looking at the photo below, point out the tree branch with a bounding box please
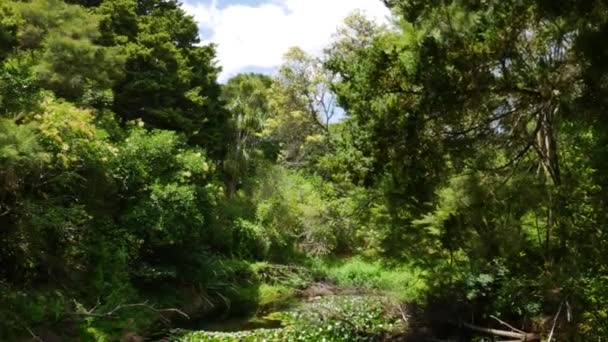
[442,107,520,138]
[472,106,544,173]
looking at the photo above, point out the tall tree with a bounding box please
[96,0,228,158]
[266,47,336,166]
[222,73,273,198]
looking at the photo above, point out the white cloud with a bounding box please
[183,0,391,81]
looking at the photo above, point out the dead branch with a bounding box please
[12,314,43,342]
[490,315,525,334]
[462,322,541,341]
[19,321,43,342]
[397,304,409,323]
[74,300,190,321]
[547,301,563,342]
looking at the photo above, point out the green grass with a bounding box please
[310,257,428,302]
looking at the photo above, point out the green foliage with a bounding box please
[0,284,69,334]
[2,0,608,340]
[221,73,274,197]
[0,99,226,339]
[0,119,47,170]
[264,47,333,166]
[14,0,125,101]
[0,0,231,339]
[232,219,271,259]
[313,119,374,186]
[579,271,608,336]
[282,296,403,339]
[123,182,205,246]
[100,0,227,158]
[37,99,111,168]
[0,57,43,116]
[247,166,340,257]
[322,1,608,338]
[0,3,19,61]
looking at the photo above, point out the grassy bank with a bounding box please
[310,257,428,302]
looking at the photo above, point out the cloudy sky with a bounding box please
[182,0,391,82]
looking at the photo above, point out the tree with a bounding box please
[221,73,273,198]
[11,0,125,102]
[97,0,228,158]
[327,10,446,223]
[265,47,336,166]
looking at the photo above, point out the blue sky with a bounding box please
[182,0,390,82]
